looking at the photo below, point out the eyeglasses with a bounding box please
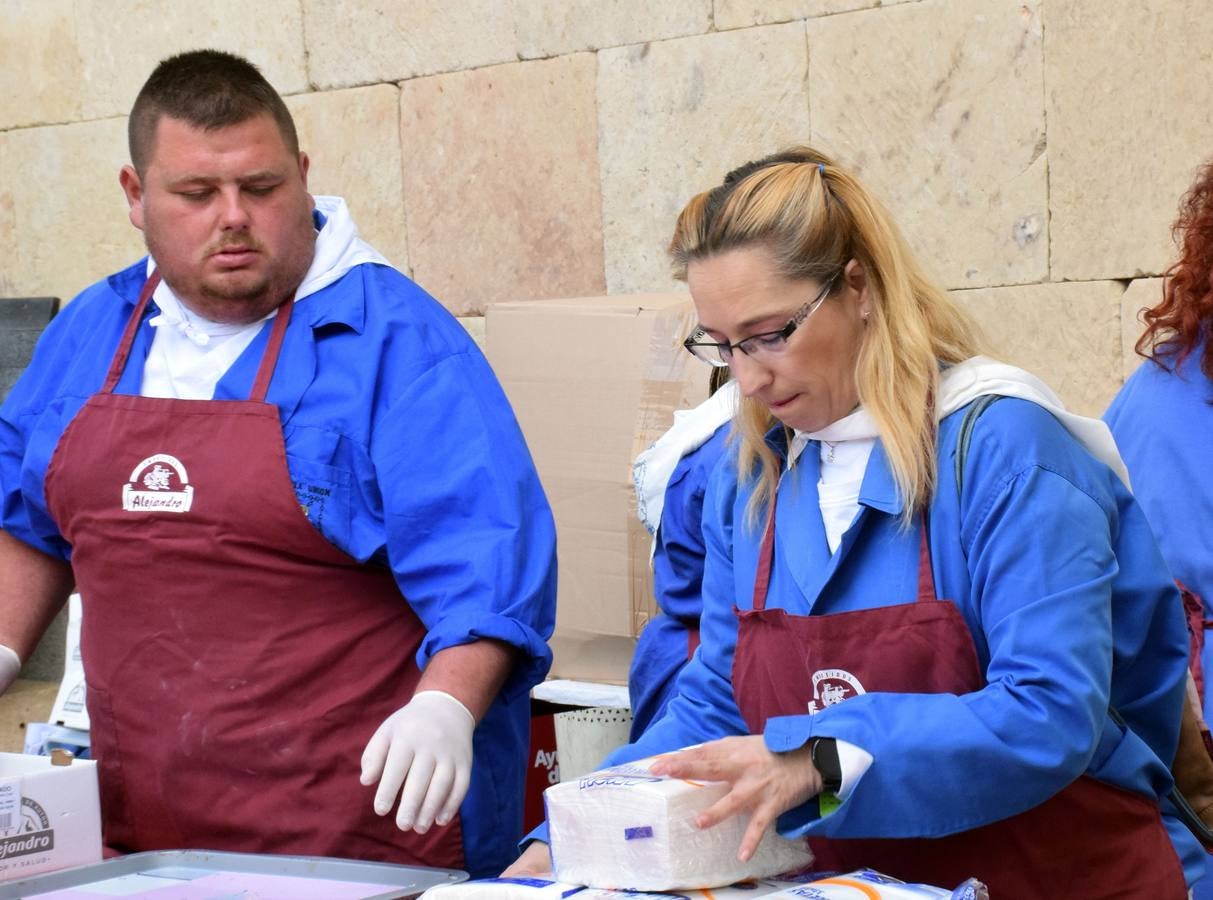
[682,276,837,367]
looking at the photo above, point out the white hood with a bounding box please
[633,380,739,540]
[293,195,391,300]
[801,356,1130,487]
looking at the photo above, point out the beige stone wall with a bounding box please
[2,0,1209,414]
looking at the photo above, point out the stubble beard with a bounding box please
[145,222,316,326]
[200,269,273,304]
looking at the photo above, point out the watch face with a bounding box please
[812,738,842,792]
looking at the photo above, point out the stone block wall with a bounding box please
[1,1,1208,409]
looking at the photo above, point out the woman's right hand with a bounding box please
[501,840,553,878]
[649,735,819,862]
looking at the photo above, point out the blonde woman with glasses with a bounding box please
[508,147,1201,897]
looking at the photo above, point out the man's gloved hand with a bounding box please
[360,690,475,833]
[0,645,21,695]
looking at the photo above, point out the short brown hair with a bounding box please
[128,49,299,174]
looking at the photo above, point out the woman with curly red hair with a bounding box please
[1106,159,1213,898]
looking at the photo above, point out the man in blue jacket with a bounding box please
[0,49,556,877]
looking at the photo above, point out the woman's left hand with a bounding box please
[648,735,820,862]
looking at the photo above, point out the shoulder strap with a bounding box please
[953,394,1003,496]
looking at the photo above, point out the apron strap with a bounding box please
[101,271,295,403]
[917,509,938,603]
[101,271,162,394]
[250,296,294,403]
[751,494,778,611]
[750,491,939,611]
[686,625,701,659]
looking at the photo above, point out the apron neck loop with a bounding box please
[101,271,162,394]
[249,296,294,403]
[916,509,938,602]
[102,273,295,403]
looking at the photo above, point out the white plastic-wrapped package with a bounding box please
[420,878,800,899]
[418,876,584,898]
[545,754,814,890]
[764,869,989,899]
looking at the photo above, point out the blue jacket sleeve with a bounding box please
[607,451,751,767]
[0,284,123,560]
[628,427,732,739]
[370,349,557,701]
[652,427,730,621]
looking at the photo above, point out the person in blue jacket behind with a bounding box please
[629,368,734,740]
[508,146,1201,897]
[1106,157,1213,899]
[0,50,555,877]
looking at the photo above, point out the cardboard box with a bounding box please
[0,682,59,755]
[487,295,708,683]
[0,753,101,881]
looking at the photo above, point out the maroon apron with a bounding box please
[732,497,1188,898]
[42,274,464,867]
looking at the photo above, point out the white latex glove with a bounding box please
[360,690,475,833]
[0,645,21,694]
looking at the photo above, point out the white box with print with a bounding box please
[0,753,101,881]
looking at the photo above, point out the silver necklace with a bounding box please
[822,440,838,463]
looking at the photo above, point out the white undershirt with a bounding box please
[142,284,274,400]
[789,423,876,554]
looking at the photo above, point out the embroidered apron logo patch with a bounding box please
[122,453,194,513]
[807,668,865,714]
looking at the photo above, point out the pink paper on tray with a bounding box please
[27,868,403,899]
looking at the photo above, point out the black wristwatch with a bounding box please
[810,737,842,794]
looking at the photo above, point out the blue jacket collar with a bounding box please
[764,421,904,516]
[858,439,904,516]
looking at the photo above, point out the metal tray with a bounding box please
[0,848,466,899]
